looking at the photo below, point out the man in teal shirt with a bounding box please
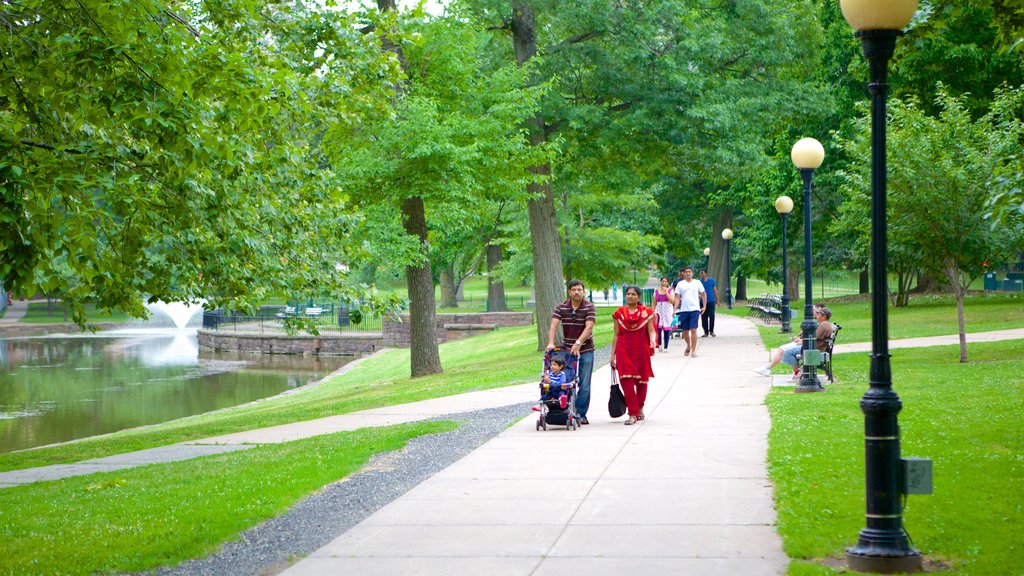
[699,269,720,337]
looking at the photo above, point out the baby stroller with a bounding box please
[535,347,582,431]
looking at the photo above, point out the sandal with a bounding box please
[684,348,690,356]
[625,416,637,425]
[690,352,698,358]
[637,410,645,421]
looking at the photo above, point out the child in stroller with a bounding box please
[535,348,582,431]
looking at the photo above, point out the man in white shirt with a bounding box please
[673,267,707,357]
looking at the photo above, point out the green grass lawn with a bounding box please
[729,292,1023,349]
[0,421,456,575]
[19,301,142,324]
[0,310,616,472]
[767,339,1024,576]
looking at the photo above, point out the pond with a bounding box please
[0,329,350,453]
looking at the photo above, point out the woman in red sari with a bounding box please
[610,285,657,425]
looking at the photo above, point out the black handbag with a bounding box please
[608,372,627,418]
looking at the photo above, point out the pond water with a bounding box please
[0,329,349,453]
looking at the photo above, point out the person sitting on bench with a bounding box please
[754,305,834,380]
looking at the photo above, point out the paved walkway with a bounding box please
[832,328,1024,354]
[0,299,28,325]
[281,314,786,576]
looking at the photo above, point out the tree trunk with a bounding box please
[736,274,747,301]
[788,266,801,301]
[708,209,733,300]
[859,268,869,294]
[914,271,945,294]
[947,264,969,363]
[439,266,458,308]
[402,196,443,377]
[486,244,508,312]
[513,1,566,350]
[379,0,439,377]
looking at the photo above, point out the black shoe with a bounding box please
[700,333,708,338]
[580,417,589,425]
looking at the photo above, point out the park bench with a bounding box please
[746,294,785,324]
[796,323,842,383]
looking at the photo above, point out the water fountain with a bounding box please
[143,301,205,330]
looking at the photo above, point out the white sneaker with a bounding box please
[753,367,772,377]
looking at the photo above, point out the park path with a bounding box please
[280,313,786,576]
[831,328,1024,354]
[0,299,28,325]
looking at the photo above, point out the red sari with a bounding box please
[612,305,655,383]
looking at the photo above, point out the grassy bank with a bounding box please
[767,340,1024,575]
[1,310,616,472]
[0,421,456,575]
[20,302,142,324]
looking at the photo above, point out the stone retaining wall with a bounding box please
[382,312,533,347]
[197,330,384,356]
[199,311,534,356]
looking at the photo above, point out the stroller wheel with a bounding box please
[542,419,547,431]
[536,418,541,431]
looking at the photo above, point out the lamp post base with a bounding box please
[846,550,922,574]
[794,382,823,394]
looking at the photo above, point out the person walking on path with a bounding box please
[610,285,657,425]
[672,267,706,357]
[653,276,676,352]
[699,269,720,338]
[546,279,596,425]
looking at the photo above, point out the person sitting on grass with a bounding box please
[754,305,834,380]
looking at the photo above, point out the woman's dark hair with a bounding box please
[624,285,642,297]
[660,276,669,283]
[567,279,585,290]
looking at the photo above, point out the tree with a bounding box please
[837,86,1024,361]
[0,0,401,324]
[327,9,543,375]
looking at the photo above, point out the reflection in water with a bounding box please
[0,331,349,453]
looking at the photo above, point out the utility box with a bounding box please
[902,458,933,495]
[802,349,823,367]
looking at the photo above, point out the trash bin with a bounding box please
[337,306,350,327]
[983,272,998,291]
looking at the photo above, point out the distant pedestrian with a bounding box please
[653,276,675,351]
[699,269,720,337]
[672,267,706,357]
[611,285,656,425]
[546,280,596,425]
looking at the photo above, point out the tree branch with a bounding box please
[544,30,604,54]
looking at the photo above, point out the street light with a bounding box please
[791,137,824,394]
[703,247,711,271]
[774,195,794,333]
[841,0,923,572]
[721,228,733,309]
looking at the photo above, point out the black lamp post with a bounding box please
[791,138,824,393]
[841,0,923,572]
[721,229,733,309]
[775,195,794,333]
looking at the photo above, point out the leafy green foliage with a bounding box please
[0,0,402,324]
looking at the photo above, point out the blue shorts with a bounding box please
[782,343,801,366]
[677,310,700,331]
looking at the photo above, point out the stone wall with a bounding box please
[198,312,535,356]
[197,331,384,356]
[382,312,534,347]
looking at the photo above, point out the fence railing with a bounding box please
[202,306,383,335]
